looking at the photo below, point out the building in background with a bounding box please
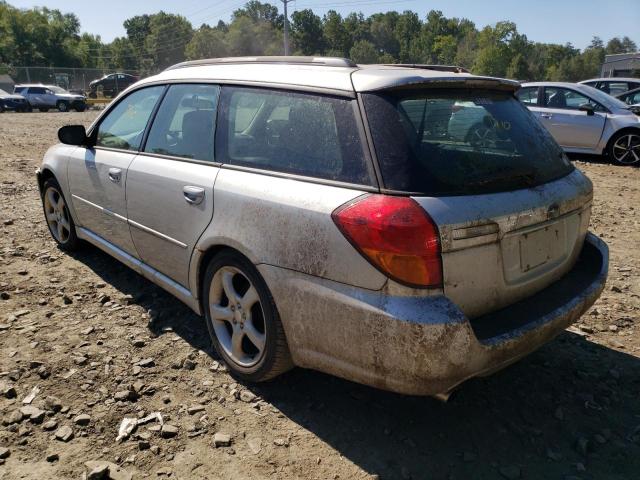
[601,52,640,78]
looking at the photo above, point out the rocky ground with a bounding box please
[0,111,639,480]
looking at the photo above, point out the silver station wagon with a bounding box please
[37,57,608,397]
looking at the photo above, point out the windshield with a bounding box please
[49,86,68,94]
[362,89,574,196]
[580,84,629,110]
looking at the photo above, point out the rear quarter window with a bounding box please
[216,86,372,185]
[362,89,573,195]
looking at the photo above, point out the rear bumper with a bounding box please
[260,232,608,396]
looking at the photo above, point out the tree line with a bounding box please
[0,0,637,81]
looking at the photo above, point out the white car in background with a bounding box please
[517,82,640,165]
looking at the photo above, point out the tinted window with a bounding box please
[14,87,26,94]
[28,87,46,94]
[516,87,538,105]
[145,84,219,161]
[96,86,164,151]
[217,87,371,185]
[362,89,573,196]
[544,87,605,112]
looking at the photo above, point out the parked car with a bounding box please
[88,73,138,98]
[517,82,640,165]
[14,84,86,112]
[579,77,640,96]
[36,57,608,397]
[0,88,28,112]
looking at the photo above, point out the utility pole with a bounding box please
[281,0,292,55]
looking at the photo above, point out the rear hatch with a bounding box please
[362,87,592,317]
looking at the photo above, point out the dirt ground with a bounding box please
[0,111,638,480]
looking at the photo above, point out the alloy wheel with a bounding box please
[43,187,71,243]
[209,266,266,368]
[612,133,640,164]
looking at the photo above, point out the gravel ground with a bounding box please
[0,111,639,480]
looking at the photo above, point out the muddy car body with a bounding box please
[36,57,608,396]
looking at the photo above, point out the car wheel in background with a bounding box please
[0,103,5,113]
[56,101,69,112]
[608,130,640,165]
[203,250,293,382]
[74,104,86,112]
[42,178,80,251]
[38,108,49,112]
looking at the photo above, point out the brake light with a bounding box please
[332,195,442,288]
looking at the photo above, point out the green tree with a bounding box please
[349,40,379,63]
[323,10,349,57]
[291,9,325,55]
[186,25,228,60]
[143,12,193,71]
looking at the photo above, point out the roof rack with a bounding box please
[165,56,357,71]
[382,64,470,74]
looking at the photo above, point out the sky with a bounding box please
[8,0,640,50]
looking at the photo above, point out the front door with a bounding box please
[67,85,165,256]
[126,84,220,287]
[537,87,606,150]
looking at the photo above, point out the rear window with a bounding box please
[362,89,573,195]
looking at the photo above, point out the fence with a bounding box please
[6,66,141,93]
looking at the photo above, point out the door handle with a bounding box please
[540,113,553,119]
[108,168,122,183]
[183,186,205,205]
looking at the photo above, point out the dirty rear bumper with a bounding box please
[259,232,608,396]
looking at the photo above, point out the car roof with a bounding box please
[579,77,640,83]
[139,56,519,94]
[15,84,56,88]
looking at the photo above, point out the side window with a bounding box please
[144,84,219,161]
[96,86,164,151]
[544,87,604,112]
[515,87,539,105]
[606,82,630,96]
[29,87,46,94]
[14,87,26,94]
[218,87,370,185]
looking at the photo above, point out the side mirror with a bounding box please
[58,125,89,146]
[578,103,595,116]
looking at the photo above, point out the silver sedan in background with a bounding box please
[517,82,640,165]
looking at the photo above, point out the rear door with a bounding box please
[67,85,165,256]
[362,88,592,317]
[538,87,606,149]
[126,84,221,287]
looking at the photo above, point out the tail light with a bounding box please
[332,194,442,288]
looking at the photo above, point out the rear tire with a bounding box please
[202,250,293,382]
[42,178,80,252]
[607,130,640,165]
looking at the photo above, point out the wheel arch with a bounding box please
[604,126,640,157]
[191,242,260,313]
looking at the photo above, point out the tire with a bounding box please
[41,178,80,252]
[25,103,33,112]
[607,130,640,165]
[0,103,5,113]
[202,250,293,382]
[74,104,86,112]
[39,108,49,112]
[57,101,69,112]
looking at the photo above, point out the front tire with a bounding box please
[42,178,80,251]
[608,130,640,165]
[57,101,69,112]
[203,250,292,382]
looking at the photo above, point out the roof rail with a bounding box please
[382,64,470,74]
[165,56,357,71]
